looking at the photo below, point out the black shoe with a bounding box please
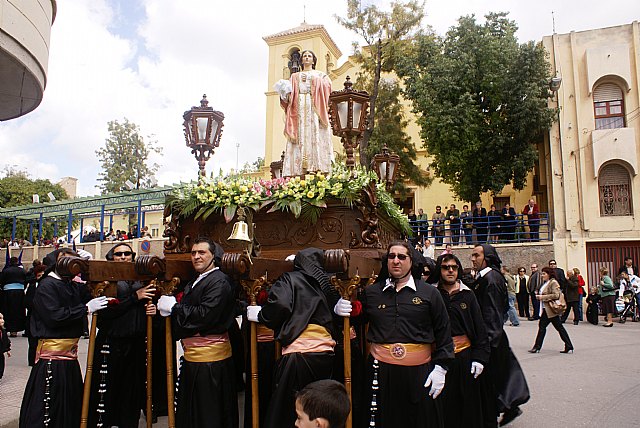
[573,320,579,325]
[527,317,535,321]
[499,407,523,426]
[560,346,574,354]
[528,347,540,353]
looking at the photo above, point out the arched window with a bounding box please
[599,163,632,216]
[593,83,625,130]
[287,49,301,75]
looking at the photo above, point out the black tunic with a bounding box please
[172,269,238,428]
[1,265,27,332]
[259,269,336,428]
[473,265,529,427]
[438,284,490,428]
[88,280,148,428]
[362,278,454,428]
[20,273,89,428]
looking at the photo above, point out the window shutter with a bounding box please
[594,84,623,102]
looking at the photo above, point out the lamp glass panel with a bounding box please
[196,117,208,142]
[352,101,362,129]
[337,101,349,130]
[209,120,219,144]
[388,162,396,181]
[378,161,387,181]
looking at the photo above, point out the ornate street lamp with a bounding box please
[328,76,370,168]
[372,143,400,190]
[183,94,225,177]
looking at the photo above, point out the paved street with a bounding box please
[1,317,639,427]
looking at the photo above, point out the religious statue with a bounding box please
[275,50,333,176]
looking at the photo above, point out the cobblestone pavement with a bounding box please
[1,317,639,427]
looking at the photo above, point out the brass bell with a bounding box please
[228,206,252,243]
[228,219,251,242]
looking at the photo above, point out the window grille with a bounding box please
[599,164,632,216]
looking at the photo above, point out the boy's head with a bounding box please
[295,380,350,428]
[0,312,4,328]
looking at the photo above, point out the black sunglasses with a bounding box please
[387,253,409,261]
[441,265,459,271]
[113,251,132,257]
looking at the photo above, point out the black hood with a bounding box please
[105,243,136,261]
[293,248,330,291]
[43,248,79,276]
[480,243,502,270]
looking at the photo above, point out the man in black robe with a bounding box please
[336,241,454,427]
[87,243,157,428]
[247,248,339,428]
[20,248,109,428]
[157,237,238,428]
[471,244,529,427]
[434,254,490,428]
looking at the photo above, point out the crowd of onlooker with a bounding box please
[0,225,153,248]
[407,199,545,245]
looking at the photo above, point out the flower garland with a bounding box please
[166,164,411,234]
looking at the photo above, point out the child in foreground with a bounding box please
[295,379,350,428]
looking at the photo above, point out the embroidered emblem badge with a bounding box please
[460,303,467,310]
[412,297,422,305]
[390,343,407,359]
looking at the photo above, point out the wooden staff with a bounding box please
[165,316,176,428]
[241,276,266,428]
[146,310,153,428]
[331,275,360,428]
[80,312,98,428]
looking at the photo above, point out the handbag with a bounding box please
[548,292,567,315]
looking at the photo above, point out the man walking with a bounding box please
[528,264,543,320]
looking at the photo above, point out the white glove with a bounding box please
[424,365,447,398]
[471,361,484,379]
[86,296,108,314]
[157,295,177,317]
[334,298,352,317]
[247,305,262,323]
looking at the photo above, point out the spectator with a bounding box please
[515,267,530,319]
[598,266,616,327]
[618,256,638,277]
[431,206,445,246]
[502,266,519,327]
[440,244,453,256]
[501,203,517,242]
[472,201,488,245]
[487,204,501,243]
[416,208,429,244]
[445,204,460,245]
[460,204,474,245]
[422,238,435,260]
[573,268,586,322]
[528,264,543,320]
[522,199,540,242]
[294,380,350,428]
[561,270,581,325]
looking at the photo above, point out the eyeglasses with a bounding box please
[549,262,557,266]
[387,253,409,261]
[519,270,525,273]
[441,264,459,271]
[113,251,132,257]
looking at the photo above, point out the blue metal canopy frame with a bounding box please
[0,186,177,243]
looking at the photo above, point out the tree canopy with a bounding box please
[0,167,69,239]
[397,13,557,202]
[96,119,162,194]
[336,0,424,167]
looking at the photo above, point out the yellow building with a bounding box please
[543,21,640,284]
[262,22,537,220]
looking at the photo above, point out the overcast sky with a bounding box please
[1,0,637,196]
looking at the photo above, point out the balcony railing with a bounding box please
[408,212,551,246]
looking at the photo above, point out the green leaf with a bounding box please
[289,200,302,218]
[223,205,237,223]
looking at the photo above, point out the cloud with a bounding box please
[0,0,636,196]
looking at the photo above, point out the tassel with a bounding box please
[369,359,380,427]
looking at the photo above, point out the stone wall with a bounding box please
[434,242,555,273]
